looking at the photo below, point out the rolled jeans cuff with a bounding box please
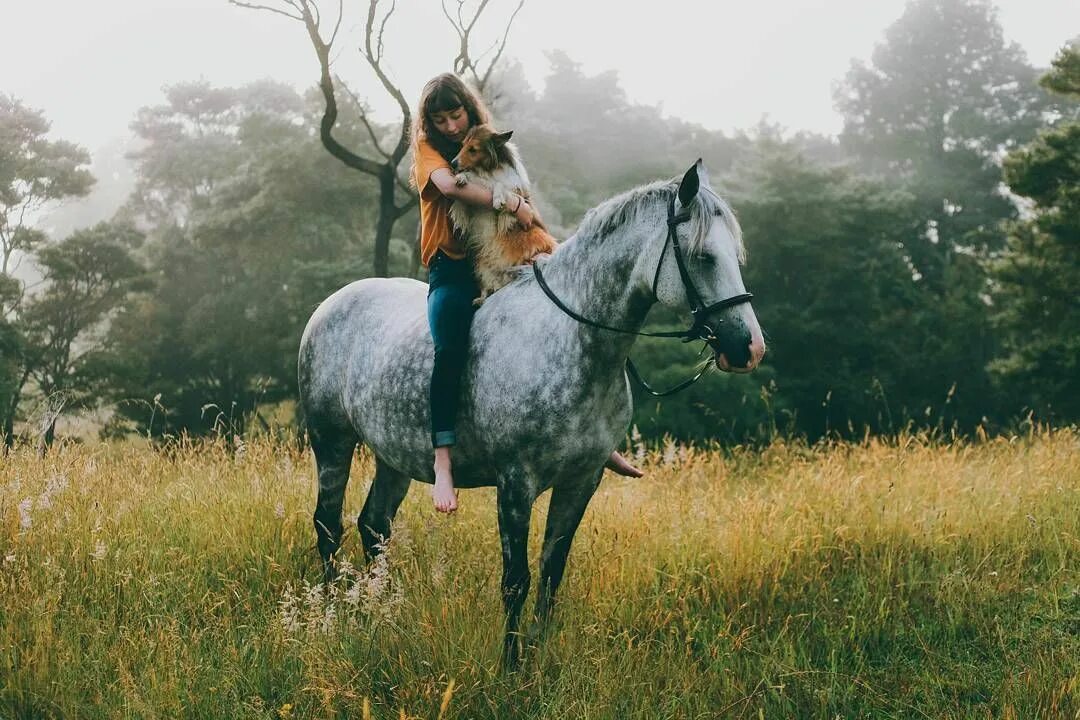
[433,430,457,448]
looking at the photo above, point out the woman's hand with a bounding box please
[513,195,535,230]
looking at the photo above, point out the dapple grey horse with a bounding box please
[298,161,765,669]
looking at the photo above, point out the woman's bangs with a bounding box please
[427,87,464,115]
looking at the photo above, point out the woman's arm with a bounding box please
[429,168,535,229]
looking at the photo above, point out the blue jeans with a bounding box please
[426,249,480,448]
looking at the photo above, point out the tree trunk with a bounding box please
[37,416,56,458]
[2,408,13,451]
[2,369,31,450]
[411,218,422,279]
[373,166,398,277]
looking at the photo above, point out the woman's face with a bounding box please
[430,105,470,143]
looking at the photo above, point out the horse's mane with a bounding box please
[572,178,745,263]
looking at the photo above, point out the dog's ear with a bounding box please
[493,130,514,146]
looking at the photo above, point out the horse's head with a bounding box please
[649,160,765,373]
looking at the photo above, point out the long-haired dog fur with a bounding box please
[448,125,559,305]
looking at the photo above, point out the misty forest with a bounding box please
[1,0,1078,452]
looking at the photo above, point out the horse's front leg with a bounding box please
[533,469,602,633]
[496,473,534,671]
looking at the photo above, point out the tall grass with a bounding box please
[1,428,1077,718]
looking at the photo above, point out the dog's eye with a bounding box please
[468,148,477,154]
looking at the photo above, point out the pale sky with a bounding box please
[1,0,1077,158]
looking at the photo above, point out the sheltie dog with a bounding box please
[448,125,559,305]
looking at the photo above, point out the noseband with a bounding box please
[532,192,754,396]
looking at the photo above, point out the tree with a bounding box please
[0,95,94,279]
[990,43,1080,421]
[230,0,523,277]
[0,95,94,447]
[0,274,21,446]
[105,81,384,439]
[17,221,147,450]
[727,139,939,440]
[834,0,1057,287]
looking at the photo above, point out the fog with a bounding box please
[2,0,1077,155]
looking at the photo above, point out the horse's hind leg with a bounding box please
[496,471,535,671]
[357,457,411,561]
[309,424,358,583]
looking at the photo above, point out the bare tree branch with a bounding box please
[441,0,524,93]
[327,0,344,45]
[375,0,396,64]
[233,0,522,277]
[478,0,523,89]
[394,191,418,218]
[360,0,412,167]
[340,81,393,161]
[228,0,303,22]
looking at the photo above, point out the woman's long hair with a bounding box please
[410,73,492,168]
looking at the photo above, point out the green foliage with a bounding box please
[0,94,94,275]
[105,81,391,438]
[834,0,1055,284]
[0,95,95,445]
[991,44,1080,421]
[20,221,147,410]
[728,140,933,438]
[1040,40,1080,97]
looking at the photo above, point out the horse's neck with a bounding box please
[539,217,659,363]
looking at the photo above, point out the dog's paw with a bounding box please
[454,173,469,187]
[471,296,486,308]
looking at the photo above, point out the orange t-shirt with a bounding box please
[413,138,467,268]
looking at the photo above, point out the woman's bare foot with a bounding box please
[605,450,644,477]
[433,447,458,513]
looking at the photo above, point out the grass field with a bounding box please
[1,429,1078,719]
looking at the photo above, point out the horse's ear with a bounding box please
[678,159,702,206]
[493,130,514,146]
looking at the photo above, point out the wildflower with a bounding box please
[46,473,69,495]
[274,502,285,519]
[662,436,678,466]
[92,541,107,561]
[303,580,328,635]
[4,554,14,565]
[631,424,646,463]
[319,600,337,635]
[278,583,303,637]
[18,498,33,531]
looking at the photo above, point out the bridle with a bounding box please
[532,191,754,396]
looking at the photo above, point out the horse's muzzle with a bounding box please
[711,320,765,373]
